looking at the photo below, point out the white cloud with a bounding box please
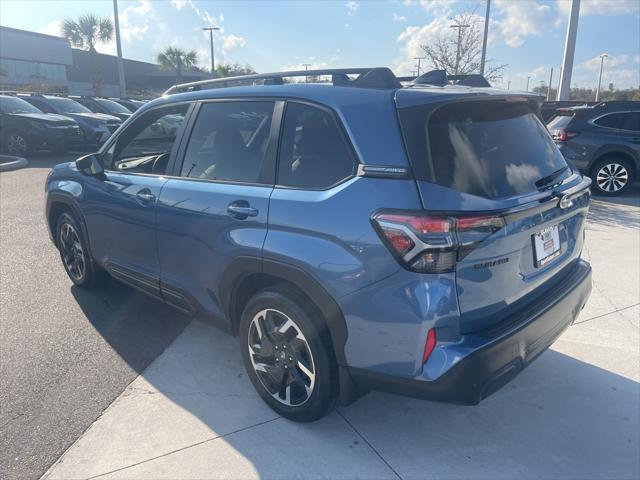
[393,13,407,22]
[394,16,454,75]
[581,54,630,71]
[557,0,640,16]
[418,0,457,15]
[221,34,246,53]
[39,19,62,38]
[170,0,188,10]
[120,0,154,42]
[345,1,359,16]
[492,0,556,48]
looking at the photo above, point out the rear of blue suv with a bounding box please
[45,68,592,422]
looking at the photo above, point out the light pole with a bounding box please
[450,23,470,75]
[507,80,511,90]
[558,0,581,100]
[113,0,126,97]
[302,63,312,82]
[480,0,491,76]
[526,76,531,91]
[202,27,220,77]
[547,67,554,100]
[413,57,425,76]
[595,53,608,101]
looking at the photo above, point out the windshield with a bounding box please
[45,97,92,114]
[95,98,131,114]
[0,96,43,114]
[400,100,569,199]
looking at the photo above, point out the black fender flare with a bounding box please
[219,257,364,404]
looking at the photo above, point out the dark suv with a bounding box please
[70,96,133,122]
[548,101,639,196]
[45,68,592,422]
[0,94,81,155]
[18,94,122,148]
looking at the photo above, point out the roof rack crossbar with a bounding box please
[164,67,401,95]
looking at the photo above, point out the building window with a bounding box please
[0,58,67,81]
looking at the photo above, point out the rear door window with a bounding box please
[594,112,640,132]
[277,102,356,189]
[180,101,275,184]
[399,100,568,199]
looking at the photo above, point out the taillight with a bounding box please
[372,211,505,273]
[552,129,579,142]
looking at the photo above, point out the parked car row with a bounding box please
[0,92,147,156]
[546,100,639,196]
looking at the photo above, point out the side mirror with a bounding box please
[75,154,104,177]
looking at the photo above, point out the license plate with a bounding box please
[533,225,561,267]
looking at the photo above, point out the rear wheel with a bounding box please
[239,288,337,422]
[590,157,633,196]
[3,131,30,157]
[56,212,102,288]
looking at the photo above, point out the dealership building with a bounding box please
[0,26,207,96]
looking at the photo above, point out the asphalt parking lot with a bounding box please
[1,153,639,480]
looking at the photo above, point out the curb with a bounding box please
[0,155,28,172]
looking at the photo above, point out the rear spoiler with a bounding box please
[399,70,491,88]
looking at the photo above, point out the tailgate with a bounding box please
[397,97,592,333]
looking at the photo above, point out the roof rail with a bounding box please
[402,70,492,88]
[164,67,402,95]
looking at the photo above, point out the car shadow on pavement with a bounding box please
[70,276,191,375]
[49,296,640,479]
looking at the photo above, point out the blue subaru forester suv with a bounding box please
[45,68,592,422]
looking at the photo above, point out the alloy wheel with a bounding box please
[59,222,86,282]
[247,308,316,406]
[6,134,27,156]
[596,163,629,193]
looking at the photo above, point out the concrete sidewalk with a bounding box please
[42,195,640,480]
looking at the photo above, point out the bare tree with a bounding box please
[420,11,507,82]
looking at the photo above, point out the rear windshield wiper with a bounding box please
[536,166,569,190]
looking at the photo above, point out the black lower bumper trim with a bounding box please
[349,259,592,405]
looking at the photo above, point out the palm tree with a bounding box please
[62,14,114,96]
[157,47,198,83]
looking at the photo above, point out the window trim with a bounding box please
[98,100,196,177]
[274,99,360,192]
[589,111,640,133]
[170,97,283,187]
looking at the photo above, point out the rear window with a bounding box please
[400,100,568,199]
[547,113,574,130]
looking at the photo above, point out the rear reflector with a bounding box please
[422,328,437,364]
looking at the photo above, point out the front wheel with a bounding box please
[239,288,337,422]
[3,131,30,157]
[56,212,102,288]
[590,158,633,196]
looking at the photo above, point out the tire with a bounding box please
[239,287,338,422]
[590,157,633,196]
[3,131,30,157]
[55,212,102,289]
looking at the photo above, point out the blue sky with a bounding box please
[1,0,638,90]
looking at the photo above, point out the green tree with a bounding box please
[62,14,113,96]
[156,47,198,83]
[215,63,257,78]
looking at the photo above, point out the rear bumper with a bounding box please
[349,259,592,405]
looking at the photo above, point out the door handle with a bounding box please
[227,201,258,219]
[136,189,156,203]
